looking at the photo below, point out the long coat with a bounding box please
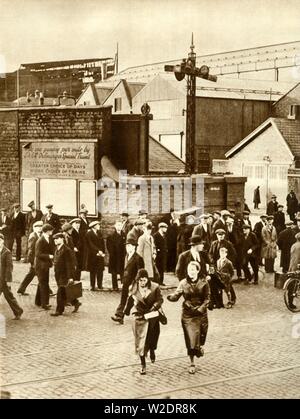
[107,231,125,275]
[273,211,286,235]
[124,282,163,356]
[277,227,296,272]
[0,214,12,246]
[253,187,261,205]
[289,241,300,271]
[240,232,259,264]
[166,221,178,272]
[86,229,105,272]
[266,200,278,216]
[11,212,26,237]
[137,234,156,278]
[53,244,75,286]
[261,225,277,259]
[168,277,210,355]
[71,228,84,270]
[0,246,13,284]
[34,235,54,272]
[286,192,298,218]
[153,231,167,276]
[42,213,61,234]
[192,224,212,251]
[176,224,193,257]
[175,249,208,281]
[27,232,40,265]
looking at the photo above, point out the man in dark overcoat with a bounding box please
[111,238,144,324]
[166,209,178,273]
[86,221,105,290]
[277,221,296,273]
[240,224,259,284]
[253,214,267,266]
[192,214,212,252]
[253,186,261,209]
[70,218,83,281]
[78,209,90,271]
[0,233,23,319]
[153,222,168,285]
[209,229,236,267]
[34,223,54,310]
[273,205,286,235]
[25,201,43,235]
[286,190,298,221]
[10,203,26,261]
[107,220,126,290]
[176,235,208,281]
[50,233,81,316]
[17,221,43,295]
[267,195,279,216]
[120,212,133,239]
[42,204,61,235]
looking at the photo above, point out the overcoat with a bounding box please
[261,225,277,259]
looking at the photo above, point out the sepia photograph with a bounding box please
[0,0,300,402]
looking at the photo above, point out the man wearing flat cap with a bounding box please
[253,215,268,266]
[126,220,145,244]
[273,205,285,235]
[209,229,236,267]
[0,207,12,249]
[176,235,208,281]
[192,214,212,252]
[86,221,105,290]
[18,221,43,295]
[261,215,277,273]
[240,224,259,284]
[111,238,144,324]
[0,233,23,319]
[10,203,26,261]
[212,210,230,240]
[120,212,133,239]
[25,201,43,235]
[267,195,278,216]
[277,221,296,273]
[50,233,81,316]
[42,205,61,235]
[242,211,252,231]
[34,223,55,310]
[153,222,168,285]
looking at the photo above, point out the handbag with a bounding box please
[65,282,82,302]
[157,307,167,325]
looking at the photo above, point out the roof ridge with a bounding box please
[149,135,184,164]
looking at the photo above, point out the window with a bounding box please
[269,166,278,179]
[243,165,253,178]
[79,181,97,216]
[114,97,122,112]
[40,179,77,215]
[21,179,37,211]
[279,166,288,180]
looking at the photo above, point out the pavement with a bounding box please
[0,258,300,399]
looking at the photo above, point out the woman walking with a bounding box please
[167,261,210,374]
[124,268,164,375]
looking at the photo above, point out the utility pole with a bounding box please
[164,35,217,174]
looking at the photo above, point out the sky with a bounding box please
[0,0,300,73]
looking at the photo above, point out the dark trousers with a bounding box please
[35,269,50,307]
[243,256,259,282]
[111,272,121,290]
[9,234,22,260]
[56,286,78,314]
[0,281,23,316]
[156,257,165,284]
[115,283,130,318]
[265,258,275,273]
[18,265,36,293]
[226,284,236,303]
[90,268,103,289]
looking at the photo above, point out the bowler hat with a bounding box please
[89,221,100,229]
[42,223,54,233]
[53,233,64,240]
[189,235,205,245]
[28,201,35,208]
[215,229,226,235]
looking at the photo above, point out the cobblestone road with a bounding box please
[0,259,300,399]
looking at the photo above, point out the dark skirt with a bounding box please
[181,313,208,357]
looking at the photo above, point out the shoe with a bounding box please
[111,315,124,325]
[150,350,156,363]
[140,366,146,375]
[253,281,258,285]
[199,347,204,357]
[42,305,51,310]
[72,302,81,313]
[50,312,62,317]
[225,302,233,309]
[188,365,196,374]
[13,309,23,320]
[98,286,103,290]
[17,291,29,296]
[90,287,96,291]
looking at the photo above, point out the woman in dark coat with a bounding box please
[124,268,164,375]
[167,261,210,375]
[253,186,261,209]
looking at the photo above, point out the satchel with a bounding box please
[65,282,82,302]
[157,307,167,325]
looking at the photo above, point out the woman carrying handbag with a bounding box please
[167,261,210,374]
[124,268,164,375]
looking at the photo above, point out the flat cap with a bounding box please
[28,201,35,208]
[33,221,43,228]
[53,232,64,240]
[45,204,53,209]
[70,218,81,224]
[221,210,231,216]
[242,224,251,229]
[62,223,72,232]
[267,215,274,220]
[89,221,100,229]
[158,222,168,229]
[42,223,54,232]
[215,228,226,234]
